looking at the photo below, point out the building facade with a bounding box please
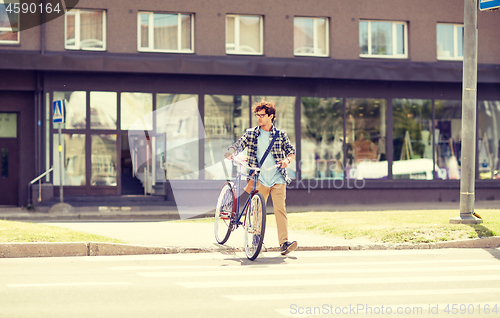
[1,0,499,207]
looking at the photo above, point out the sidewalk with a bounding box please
[1,201,500,258]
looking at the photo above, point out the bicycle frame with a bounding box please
[232,162,258,229]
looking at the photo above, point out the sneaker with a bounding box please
[280,241,298,255]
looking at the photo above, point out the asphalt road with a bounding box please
[2,249,500,318]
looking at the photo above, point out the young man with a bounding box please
[226,99,297,255]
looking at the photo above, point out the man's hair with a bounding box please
[253,99,276,123]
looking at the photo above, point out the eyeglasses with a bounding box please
[254,113,268,118]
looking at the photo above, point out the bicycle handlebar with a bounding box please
[232,155,281,172]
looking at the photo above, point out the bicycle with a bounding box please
[214,155,279,260]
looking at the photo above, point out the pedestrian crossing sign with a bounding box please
[53,100,65,124]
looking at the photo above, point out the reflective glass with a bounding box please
[371,22,392,55]
[1,147,7,178]
[65,11,75,45]
[294,18,314,54]
[396,24,405,55]
[346,98,387,180]
[0,113,17,138]
[80,10,104,49]
[154,13,177,50]
[393,99,433,180]
[316,18,327,55]
[90,92,117,129]
[434,100,462,180]
[204,95,249,180]
[53,91,86,129]
[301,97,343,180]
[140,13,149,48]
[252,96,296,179]
[239,16,261,53]
[437,24,454,58]
[156,94,199,180]
[226,16,235,50]
[478,101,500,180]
[181,14,191,50]
[91,134,117,186]
[53,134,86,186]
[121,93,153,130]
[457,26,464,57]
[359,21,368,54]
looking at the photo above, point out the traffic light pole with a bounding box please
[450,0,482,224]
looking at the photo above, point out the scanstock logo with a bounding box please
[127,97,235,220]
[4,1,79,31]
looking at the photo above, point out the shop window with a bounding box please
[435,100,462,180]
[359,20,407,58]
[251,96,296,179]
[156,94,199,180]
[0,0,19,44]
[91,134,117,186]
[53,91,86,129]
[204,95,249,180]
[0,113,17,137]
[53,134,86,186]
[301,97,343,180]
[90,91,117,130]
[65,9,106,50]
[138,12,194,53]
[294,17,329,57]
[346,98,387,180]
[226,15,263,55]
[478,101,500,180]
[121,93,153,131]
[437,23,463,60]
[392,99,433,180]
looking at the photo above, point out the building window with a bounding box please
[301,97,343,180]
[0,0,19,44]
[65,9,106,50]
[204,95,249,180]
[392,99,433,180]
[477,101,500,180]
[437,23,463,60]
[359,20,407,58]
[226,15,263,55]
[435,100,462,180]
[346,98,387,180]
[138,12,194,53]
[294,17,328,57]
[53,91,86,129]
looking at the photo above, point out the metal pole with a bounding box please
[59,123,63,203]
[451,0,481,224]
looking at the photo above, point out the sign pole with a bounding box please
[450,0,481,224]
[59,123,63,203]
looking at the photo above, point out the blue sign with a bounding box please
[53,100,65,124]
[480,0,500,11]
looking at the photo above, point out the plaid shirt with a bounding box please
[230,125,296,185]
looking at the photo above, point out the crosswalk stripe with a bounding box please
[178,275,500,289]
[108,258,494,271]
[138,264,500,278]
[224,287,500,301]
[7,282,132,288]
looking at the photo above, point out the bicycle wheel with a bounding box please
[214,182,235,244]
[244,192,266,260]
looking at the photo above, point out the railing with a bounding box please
[28,167,54,206]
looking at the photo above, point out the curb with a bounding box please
[1,237,499,258]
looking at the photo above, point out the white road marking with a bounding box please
[108,258,494,271]
[178,275,500,289]
[138,264,500,278]
[7,282,132,288]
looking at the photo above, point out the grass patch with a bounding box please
[0,220,126,244]
[174,209,500,244]
[276,209,500,244]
